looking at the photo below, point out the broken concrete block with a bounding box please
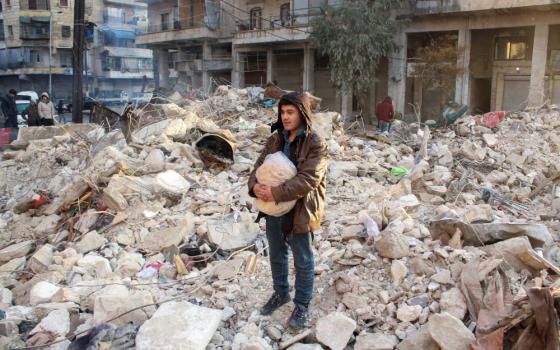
[355,332,398,350]
[287,345,324,350]
[428,312,475,350]
[0,288,13,305]
[482,134,498,147]
[316,312,356,350]
[376,232,409,259]
[76,231,107,254]
[154,170,191,197]
[29,281,60,305]
[144,149,165,173]
[94,289,154,326]
[461,140,486,161]
[28,244,54,274]
[0,241,34,264]
[463,204,493,223]
[342,293,369,311]
[396,304,422,322]
[0,256,27,273]
[77,254,113,279]
[29,309,70,337]
[207,219,260,250]
[391,260,408,286]
[507,152,526,167]
[139,219,193,252]
[397,325,439,350]
[34,214,61,236]
[75,209,100,234]
[135,301,222,350]
[440,288,467,320]
[431,269,454,285]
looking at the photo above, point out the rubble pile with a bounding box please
[0,87,559,350]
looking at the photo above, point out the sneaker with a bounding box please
[260,292,291,316]
[288,304,310,329]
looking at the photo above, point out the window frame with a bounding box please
[250,7,262,30]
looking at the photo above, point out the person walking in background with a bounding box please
[38,92,56,126]
[1,89,18,128]
[56,100,66,124]
[23,99,41,127]
[375,96,394,132]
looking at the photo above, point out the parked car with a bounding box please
[67,96,98,112]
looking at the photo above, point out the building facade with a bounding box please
[395,0,560,121]
[133,0,560,118]
[87,0,154,100]
[0,0,153,103]
[0,0,75,101]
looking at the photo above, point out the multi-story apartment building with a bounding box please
[130,0,560,118]
[87,0,153,99]
[0,0,75,101]
[0,0,153,103]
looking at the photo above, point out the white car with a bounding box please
[15,91,39,127]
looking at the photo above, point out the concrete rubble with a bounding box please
[0,87,560,349]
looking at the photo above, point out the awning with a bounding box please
[110,29,136,40]
[101,47,152,59]
[20,16,50,23]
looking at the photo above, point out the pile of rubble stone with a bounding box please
[0,86,559,350]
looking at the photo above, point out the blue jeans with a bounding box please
[266,215,314,308]
[378,120,391,132]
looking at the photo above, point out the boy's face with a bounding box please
[281,104,303,132]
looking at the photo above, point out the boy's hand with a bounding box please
[254,184,274,202]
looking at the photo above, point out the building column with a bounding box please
[202,41,211,92]
[157,49,170,88]
[528,24,549,107]
[266,48,274,84]
[303,46,315,92]
[455,27,471,106]
[388,32,407,116]
[341,90,352,119]
[232,48,245,88]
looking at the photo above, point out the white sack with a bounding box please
[255,152,297,217]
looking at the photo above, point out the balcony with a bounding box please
[20,16,50,40]
[414,0,560,15]
[19,0,50,10]
[136,22,218,45]
[204,58,232,71]
[233,9,315,45]
[99,70,154,79]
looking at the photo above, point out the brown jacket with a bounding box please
[248,92,328,235]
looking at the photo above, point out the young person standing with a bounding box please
[248,92,328,328]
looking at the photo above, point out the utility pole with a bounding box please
[72,0,85,123]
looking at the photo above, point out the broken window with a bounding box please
[250,7,262,30]
[280,3,290,26]
[494,36,528,60]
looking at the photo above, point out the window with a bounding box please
[8,25,13,39]
[59,0,68,6]
[20,18,50,40]
[0,21,4,40]
[495,36,528,60]
[161,13,169,31]
[31,50,41,63]
[0,1,3,12]
[280,3,290,26]
[61,25,71,38]
[6,0,10,7]
[250,7,262,30]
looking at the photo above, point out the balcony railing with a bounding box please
[145,20,206,34]
[235,8,319,33]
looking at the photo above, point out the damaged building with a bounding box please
[143,0,560,120]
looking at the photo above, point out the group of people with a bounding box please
[0,89,63,128]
